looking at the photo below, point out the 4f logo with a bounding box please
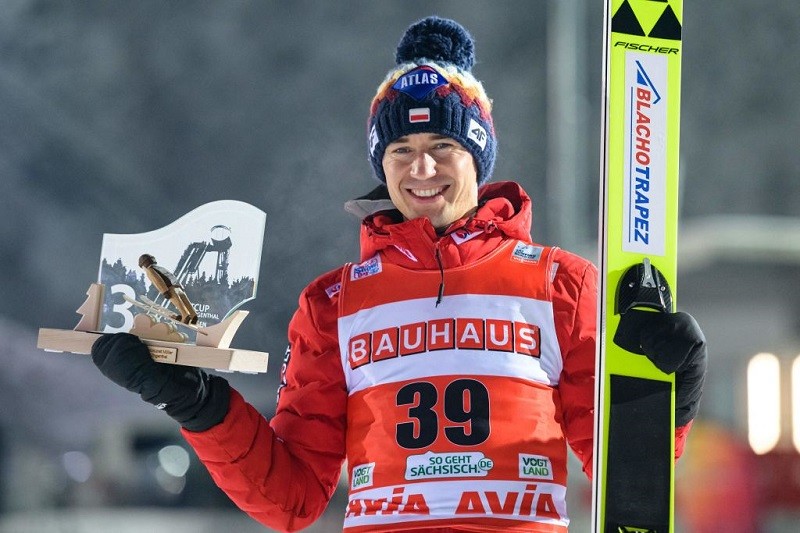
[467,118,487,150]
[369,125,379,156]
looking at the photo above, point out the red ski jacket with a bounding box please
[181,181,690,532]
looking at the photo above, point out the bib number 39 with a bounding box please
[395,378,490,449]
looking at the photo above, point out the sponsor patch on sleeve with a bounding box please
[325,282,342,299]
[351,255,382,280]
[511,242,544,263]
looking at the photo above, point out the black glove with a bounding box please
[91,333,231,432]
[614,310,707,428]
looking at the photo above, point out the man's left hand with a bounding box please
[614,310,708,427]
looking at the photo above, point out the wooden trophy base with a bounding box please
[38,284,268,373]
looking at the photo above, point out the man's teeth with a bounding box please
[412,187,444,197]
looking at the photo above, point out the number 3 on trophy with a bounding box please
[104,283,136,333]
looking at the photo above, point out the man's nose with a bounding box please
[410,152,437,179]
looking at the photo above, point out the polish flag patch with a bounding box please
[409,108,431,123]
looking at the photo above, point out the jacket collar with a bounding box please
[346,181,534,268]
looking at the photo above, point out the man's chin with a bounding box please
[403,206,458,229]
[425,214,457,231]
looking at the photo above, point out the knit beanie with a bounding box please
[367,16,497,185]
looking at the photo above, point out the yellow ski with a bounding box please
[593,1,683,531]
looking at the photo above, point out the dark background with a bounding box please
[2,1,799,531]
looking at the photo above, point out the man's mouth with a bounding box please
[409,186,446,198]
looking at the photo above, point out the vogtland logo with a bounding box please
[518,454,553,480]
[350,462,375,490]
[622,52,668,256]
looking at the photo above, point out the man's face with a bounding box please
[382,133,479,231]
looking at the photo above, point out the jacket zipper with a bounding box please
[434,245,445,307]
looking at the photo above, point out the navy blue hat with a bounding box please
[367,16,497,185]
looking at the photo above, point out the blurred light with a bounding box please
[62,451,93,483]
[155,466,187,495]
[157,445,190,477]
[747,353,781,454]
[793,356,800,453]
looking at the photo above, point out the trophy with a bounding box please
[37,201,269,373]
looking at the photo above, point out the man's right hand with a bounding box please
[91,333,231,432]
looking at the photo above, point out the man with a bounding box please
[92,16,706,532]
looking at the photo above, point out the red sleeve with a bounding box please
[551,250,597,479]
[181,269,347,533]
[674,419,693,459]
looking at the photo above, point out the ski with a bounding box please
[593,1,684,532]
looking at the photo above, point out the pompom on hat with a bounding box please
[367,16,496,185]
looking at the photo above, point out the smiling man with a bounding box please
[91,16,707,533]
[382,133,479,230]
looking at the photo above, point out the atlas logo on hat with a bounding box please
[392,65,447,100]
[367,16,497,185]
